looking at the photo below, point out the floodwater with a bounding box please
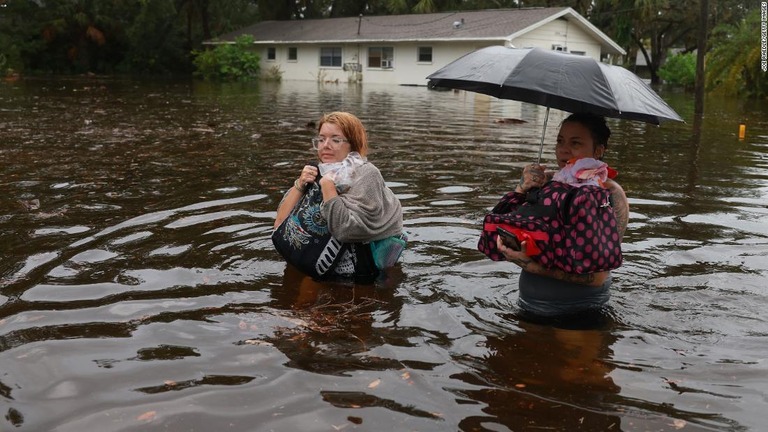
[1,77,767,432]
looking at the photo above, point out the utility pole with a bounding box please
[694,0,708,116]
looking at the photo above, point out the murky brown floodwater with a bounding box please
[1,77,767,431]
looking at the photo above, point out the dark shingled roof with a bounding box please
[214,7,570,43]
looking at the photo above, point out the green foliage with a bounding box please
[706,8,768,99]
[0,0,762,85]
[412,0,438,13]
[122,0,190,74]
[0,0,258,76]
[658,52,696,88]
[0,39,22,76]
[587,0,755,85]
[192,35,260,81]
[0,0,39,74]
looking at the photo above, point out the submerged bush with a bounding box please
[192,35,260,81]
[658,52,695,88]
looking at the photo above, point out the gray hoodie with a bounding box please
[321,162,403,243]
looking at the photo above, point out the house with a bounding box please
[208,7,626,86]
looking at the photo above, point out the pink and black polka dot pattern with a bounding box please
[477,181,622,274]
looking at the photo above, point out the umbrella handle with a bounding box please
[536,107,550,165]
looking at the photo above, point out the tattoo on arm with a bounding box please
[613,201,628,239]
[607,182,629,240]
[510,256,533,268]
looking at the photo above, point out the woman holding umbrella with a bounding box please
[428,46,682,318]
[493,113,629,318]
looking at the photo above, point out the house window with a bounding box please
[417,47,432,63]
[551,44,567,52]
[288,47,298,61]
[368,47,394,68]
[320,47,342,67]
[570,50,586,56]
[267,47,276,60]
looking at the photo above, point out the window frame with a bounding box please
[417,46,433,63]
[320,47,343,67]
[368,46,394,69]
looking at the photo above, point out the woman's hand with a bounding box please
[497,236,609,287]
[496,236,535,269]
[276,165,319,229]
[295,165,319,192]
[318,172,336,189]
[515,164,547,194]
[319,172,339,202]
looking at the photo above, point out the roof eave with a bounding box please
[206,37,510,45]
[204,8,626,56]
[508,7,626,56]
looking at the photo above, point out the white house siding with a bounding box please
[211,7,627,86]
[510,20,601,59]
[253,22,601,86]
[401,42,496,86]
[429,42,497,72]
[258,45,326,81]
[257,41,505,86]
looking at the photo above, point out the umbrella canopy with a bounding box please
[427,46,684,125]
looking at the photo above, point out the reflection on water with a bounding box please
[1,77,767,431]
[458,317,622,431]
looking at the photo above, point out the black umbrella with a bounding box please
[426,46,684,162]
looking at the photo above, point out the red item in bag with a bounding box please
[477,181,622,274]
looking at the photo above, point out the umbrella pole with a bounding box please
[536,107,550,165]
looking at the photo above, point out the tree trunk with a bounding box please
[694,0,707,115]
[199,0,211,41]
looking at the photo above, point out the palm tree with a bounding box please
[705,9,767,98]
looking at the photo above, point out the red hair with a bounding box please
[317,112,369,157]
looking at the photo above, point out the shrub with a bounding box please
[192,35,260,81]
[658,52,696,88]
[263,64,282,82]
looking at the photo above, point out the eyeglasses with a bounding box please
[311,136,349,150]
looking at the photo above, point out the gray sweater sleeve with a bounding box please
[321,162,403,243]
